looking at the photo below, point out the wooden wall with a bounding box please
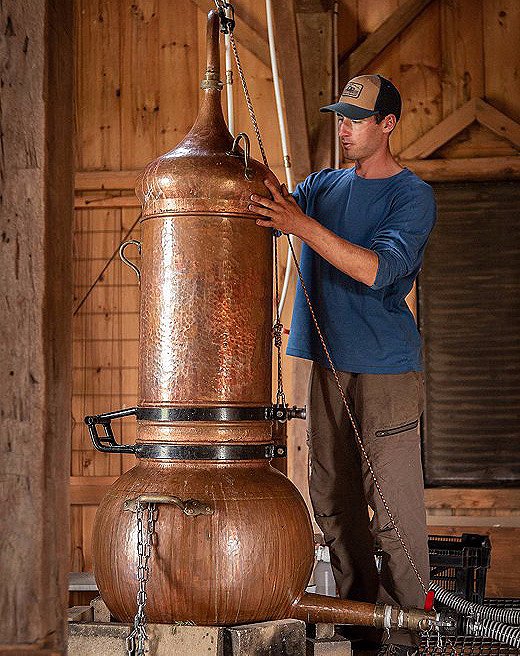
[72,0,520,598]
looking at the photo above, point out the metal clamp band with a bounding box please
[136,405,306,422]
[135,442,287,460]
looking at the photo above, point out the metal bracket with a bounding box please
[124,494,214,517]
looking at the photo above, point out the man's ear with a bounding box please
[381,114,397,133]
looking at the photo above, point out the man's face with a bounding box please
[337,114,390,160]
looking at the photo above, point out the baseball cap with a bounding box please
[320,74,402,121]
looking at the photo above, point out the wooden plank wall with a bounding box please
[72,0,520,597]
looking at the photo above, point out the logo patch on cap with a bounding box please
[341,82,363,99]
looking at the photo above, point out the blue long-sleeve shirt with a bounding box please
[286,167,436,373]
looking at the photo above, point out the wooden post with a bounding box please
[0,0,73,653]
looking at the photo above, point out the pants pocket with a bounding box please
[374,419,419,437]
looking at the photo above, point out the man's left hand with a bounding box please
[248,178,311,237]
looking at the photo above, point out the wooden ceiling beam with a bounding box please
[339,0,435,82]
[475,99,520,149]
[270,0,312,182]
[399,156,520,181]
[296,0,335,12]
[191,0,270,68]
[399,97,477,159]
[399,97,520,159]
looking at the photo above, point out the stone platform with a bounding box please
[68,598,351,655]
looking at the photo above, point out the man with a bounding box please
[249,74,436,655]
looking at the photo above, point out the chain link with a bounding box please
[286,238,428,596]
[126,501,158,656]
[222,6,427,597]
[227,25,287,408]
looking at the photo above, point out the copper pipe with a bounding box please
[291,593,438,632]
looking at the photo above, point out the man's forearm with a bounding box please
[297,215,379,287]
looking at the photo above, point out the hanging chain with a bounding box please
[225,14,287,409]
[126,501,158,656]
[286,239,428,596]
[273,239,286,408]
[228,35,269,169]
[220,6,427,597]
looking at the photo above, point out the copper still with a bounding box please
[86,10,440,634]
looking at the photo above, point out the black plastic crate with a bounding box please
[420,635,520,655]
[429,533,491,604]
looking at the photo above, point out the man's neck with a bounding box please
[354,149,402,179]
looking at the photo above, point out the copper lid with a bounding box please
[136,11,276,219]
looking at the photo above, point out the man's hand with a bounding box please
[248,178,312,238]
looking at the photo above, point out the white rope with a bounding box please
[333,1,340,169]
[265,0,294,318]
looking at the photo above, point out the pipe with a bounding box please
[265,0,294,318]
[431,583,520,626]
[291,593,438,633]
[332,1,340,169]
[466,617,520,649]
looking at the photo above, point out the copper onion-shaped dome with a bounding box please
[135,12,278,219]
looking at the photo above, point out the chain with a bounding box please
[225,18,287,407]
[126,501,158,656]
[228,33,269,169]
[221,4,427,596]
[286,238,428,596]
[273,237,286,408]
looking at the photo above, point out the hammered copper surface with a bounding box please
[136,422,272,444]
[138,215,272,407]
[93,460,314,625]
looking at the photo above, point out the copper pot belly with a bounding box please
[93,460,314,625]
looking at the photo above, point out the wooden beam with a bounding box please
[425,488,520,511]
[475,98,520,149]
[399,98,477,159]
[399,156,520,181]
[0,0,73,650]
[75,194,140,209]
[339,0,435,81]
[270,0,312,183]
[75,170,140,191]
[70,477,118,505]
[296,0,335,11]
[190,0,270,68]
[427,515,520,527]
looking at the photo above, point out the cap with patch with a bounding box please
[320,74,402,121]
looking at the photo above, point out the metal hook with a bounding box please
[119,240,142,285]
[228,132,254,180]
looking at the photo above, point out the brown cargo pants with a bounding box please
[307,363,430,646]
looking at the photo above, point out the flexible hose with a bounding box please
[431,583,520,625]
[466,617,520,648]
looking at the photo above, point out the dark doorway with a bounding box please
[419,181,520,486]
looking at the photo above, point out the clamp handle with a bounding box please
[85,407,138,453]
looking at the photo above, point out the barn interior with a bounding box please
[1,0,520,655]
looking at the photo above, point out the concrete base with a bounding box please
[306,624,352,656]
[67,598,351,656]
[68,617,308,656]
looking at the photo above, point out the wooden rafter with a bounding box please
[399,98,520,160]
[190,0,270,67]
[339,0,435,82]
[403,156,520,181]
[270,0,312,182]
